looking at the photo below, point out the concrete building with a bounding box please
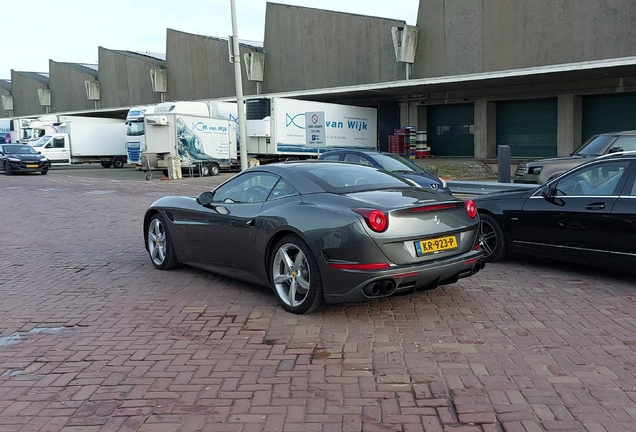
[165,29,262,102]
[49,61,99,113]
[10,71,50,116]
[97,48,166,108]
[409,0,636,159]
[262,3,406,94]
[0,80,11,117]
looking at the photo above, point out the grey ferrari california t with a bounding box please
[144,161,485,314]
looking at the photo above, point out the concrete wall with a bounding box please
[262,3,406,93]
[98,48,164,108]
[414,0,636,78]
[11,71,48,116]
[49,61,97,112]
[165,29,259,102]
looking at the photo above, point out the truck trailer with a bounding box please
[142,102,237,178]
[29,117,127,167]
[244,97,378,162]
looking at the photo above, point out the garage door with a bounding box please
[496,98,557,158]
[582,93,636,143]
[427,103,474,157]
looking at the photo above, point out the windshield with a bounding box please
[372,153,425,174]
[300,163,414,193]
[30,135,52,148]
[3,144,37,155]
[127,121,145,137]
[574,134,616,156]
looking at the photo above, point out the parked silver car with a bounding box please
[513,130,636,184]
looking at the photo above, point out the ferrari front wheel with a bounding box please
[270,235,326,314]
[147,213,179,270]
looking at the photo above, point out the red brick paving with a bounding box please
[1,172,636,431]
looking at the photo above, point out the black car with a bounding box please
[319,149,452,194]
[0,144,50,175]
[475,151,636,271]
[144,161,484,314]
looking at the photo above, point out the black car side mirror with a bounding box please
[196,191,215,206]
[608,147,624,154]
[540,184,552,197]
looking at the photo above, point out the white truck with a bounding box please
[142,101,237,177]
[125,105,156,166]
[29,117,127,167]
[1,118,37,143]
[244,97,378,162]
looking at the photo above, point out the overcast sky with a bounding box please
[0,0,418,80]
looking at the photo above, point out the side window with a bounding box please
[321,153,340,161]
[268,178,299,201]
[555,161,630,196]
[609,136,636,153]
[344,153,374,166]
[213,172,279,203]
[53,138,65,148]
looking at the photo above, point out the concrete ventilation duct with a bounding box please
[391,25,419,79]
[1,95,13,111]
[150,68,168,101]
[244,52,265,94]
[37,88,51,113]
[84,80,100,108]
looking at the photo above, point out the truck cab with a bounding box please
[126,105,156,165]
[30,134,70,164]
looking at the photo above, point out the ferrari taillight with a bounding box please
[353,208,388,232]
[466,200,478,219]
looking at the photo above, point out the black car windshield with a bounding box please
[300,163,415,193]
[574,134,616,156]
[371,153,426,174]
[2,145,37,155]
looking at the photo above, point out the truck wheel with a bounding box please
[200,164,210,177]
[112,157,125,169]
[101,161,112,168]
[209,163,220,176]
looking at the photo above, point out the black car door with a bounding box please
[187,171,279,268]
[608,162,636,266]
[513,160,631,262]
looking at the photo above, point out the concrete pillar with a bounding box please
[474,100,496,159]
[557,95,582,156]
[399,101,419,128]
[417,105,427,131]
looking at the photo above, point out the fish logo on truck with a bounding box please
[285,113,368,131]
[192,122,228,133]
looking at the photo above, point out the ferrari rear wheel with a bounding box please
[147,213,179,270]
[271,235,326,314]
[479,213,507,262]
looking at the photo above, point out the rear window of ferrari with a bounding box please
[299,163,414,193]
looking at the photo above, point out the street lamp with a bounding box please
[229,0,249,171]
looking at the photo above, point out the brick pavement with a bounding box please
[1,172,636,432]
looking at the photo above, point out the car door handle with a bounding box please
[585,202,606,210]
[246,219,255,227]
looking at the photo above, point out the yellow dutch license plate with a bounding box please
[26,164,38,168]
[415,235,458,256]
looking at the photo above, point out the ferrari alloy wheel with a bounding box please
[271,235,326,314]
[478,213,507,262]
[147,213,179,270]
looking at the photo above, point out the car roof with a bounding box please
[600,130,636,137]
[321,149,395,156]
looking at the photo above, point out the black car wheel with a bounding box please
[3,161,11,175]
[41,170,48,175]
[147,213,179,270]
[479,213,507,262]
[271,235,326,314]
